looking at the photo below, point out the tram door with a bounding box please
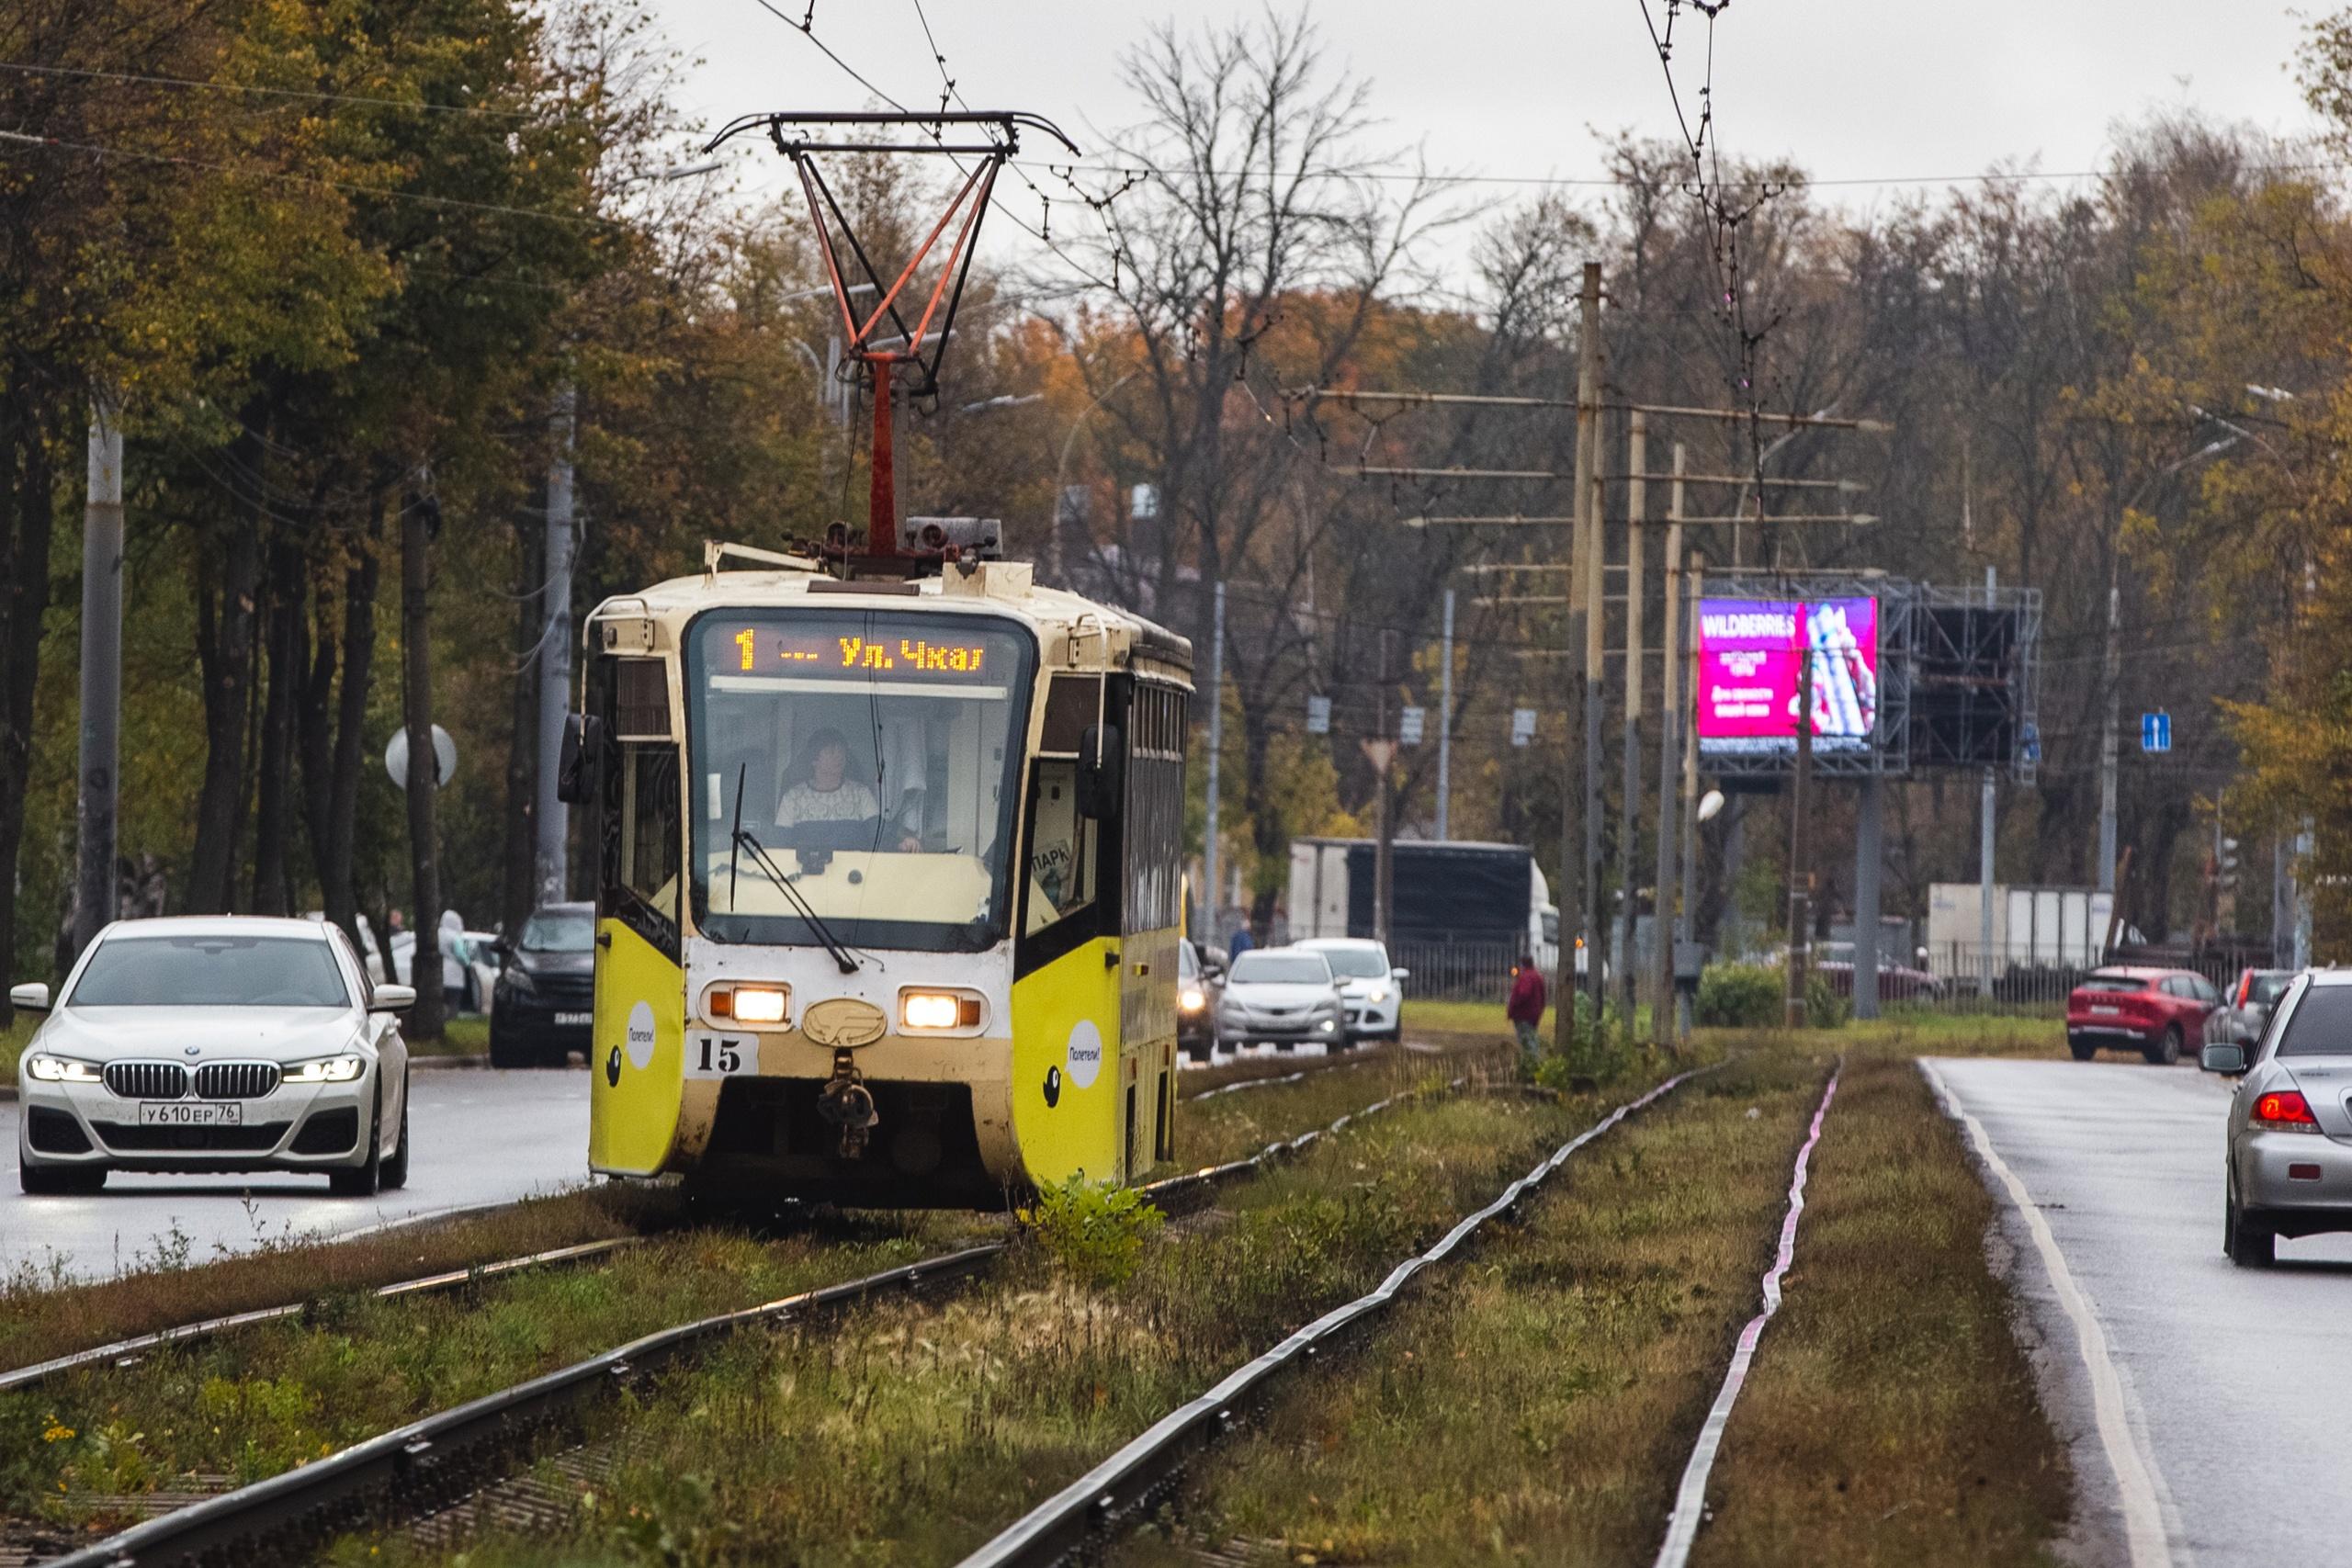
[1012,675,1128,1183]
[586,656,688,1176]
[1118,681,1189,1174]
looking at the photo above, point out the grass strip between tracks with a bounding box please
[333,1059,1649,1567]
[0,1046,1444,1382]
[1120,1041,2067,1568]
[0,1050,1467,1542]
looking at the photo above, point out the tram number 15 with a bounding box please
[685,1031,756,1079]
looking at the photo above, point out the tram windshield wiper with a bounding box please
[730,827,861,975]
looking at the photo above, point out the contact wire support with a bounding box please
[1651,1057,1842,1568]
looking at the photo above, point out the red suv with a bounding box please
[2066,966,2223,1065]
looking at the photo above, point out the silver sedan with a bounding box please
[2204,968,2352,1266]
[12,916,413,1196]
[1214,948,1349,1054]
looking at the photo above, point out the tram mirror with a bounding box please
[1076,724,1125,819]
[557,713,605,805]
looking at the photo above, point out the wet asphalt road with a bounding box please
[0,1068,591,1282]
[1928,1055,2352,1568]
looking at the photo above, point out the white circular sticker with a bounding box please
[1065,1018,1103,1090]
[625,1000,658,1070]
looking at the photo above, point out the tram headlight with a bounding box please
[900,990,982,1031]
[732,986,788,1025]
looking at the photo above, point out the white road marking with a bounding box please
[1921,1058,2178,1568]
[1653,1061,1841,1568]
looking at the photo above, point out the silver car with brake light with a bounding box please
[13,916,413,1197]
[2206,969,2352,1266]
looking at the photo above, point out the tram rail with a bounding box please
[958,1065,1720,1568]
[35,1068,1468,1568]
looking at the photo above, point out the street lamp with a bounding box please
[1050,368,1141,583]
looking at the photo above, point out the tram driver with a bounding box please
[774,727,922,852]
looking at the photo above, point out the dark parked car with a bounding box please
[2209,968,2298,1055]
[1177,940,1224,1062]
[1814,959,1945,1002]
[2066,966,2223,1065]
[489,903,596,1067]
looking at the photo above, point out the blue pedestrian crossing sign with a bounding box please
[2142,711,2171,753]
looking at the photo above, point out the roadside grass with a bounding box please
[0,1183,680,1376]
[0,1055,1459,1527]
[351,1065,1686,1567]
[1117,1047,1832,1567]
[0,1215,971,1523]
[1685,1051,2067,1567]
[0,1013,28,1087]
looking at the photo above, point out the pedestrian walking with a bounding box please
[1507,955,1547,1062]
[1227,924,1255,961]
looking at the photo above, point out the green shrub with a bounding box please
[1805,969,1852,1029]
[1696,962,1781,1028]
[1018,1175,1166,1288]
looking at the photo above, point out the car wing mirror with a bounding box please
[2199,1041,2246,1075]
[10,981,51,1013]
[556,713,605,806]
[1390,966,1410,982]
[371,983,417,1013]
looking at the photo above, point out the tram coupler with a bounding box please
[817,1048,879,1158]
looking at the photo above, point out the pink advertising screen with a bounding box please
[1695,597,1880,756]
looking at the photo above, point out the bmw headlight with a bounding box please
[25,1055,101,1084]
[285,1055,367,1085]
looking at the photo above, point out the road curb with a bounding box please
[0,1083,15,1103]
[411,1053,492,1071]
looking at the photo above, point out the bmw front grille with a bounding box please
[103,1061,190,1100]
[196,1061,281,1100]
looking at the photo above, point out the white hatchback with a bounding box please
[13,917,413,1196]
[1294,938,1407,1043]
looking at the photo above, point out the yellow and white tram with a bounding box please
[566,545,1193,1205]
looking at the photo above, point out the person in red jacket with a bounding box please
[1507,955,1547,1060]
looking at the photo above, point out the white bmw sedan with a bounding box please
[12,917,413,1197]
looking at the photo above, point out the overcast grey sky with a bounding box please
[643,0,2328,255]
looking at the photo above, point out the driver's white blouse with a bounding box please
[774,779,880,829]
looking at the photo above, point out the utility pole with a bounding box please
[402,483,447,1040]
[535,385,577,908]
[1651,444,1687,1044]
[1436,587,1455,840]
[1553,261,1601,1056]
[74,397,125,956]
[1583,359,1608,1019]
[2098,573,2120,897]
[1374,628,1397,946]
[1980,566,1998,1000]
[1783,599,1815,1029]
[1616,412,1646,1021]
[1201,581,1225,943]
[1679,551,1706,1041]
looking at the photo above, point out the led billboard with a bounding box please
[1696,596,1880,758]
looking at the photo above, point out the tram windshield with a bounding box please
[684,607,1035,953]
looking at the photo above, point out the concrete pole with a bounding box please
[534,386,577,908]
[2098,576,2120,896]
[1201,581,1226,942]
[1678,552,1705,1042]
[74,398,125,955]
[1980,566,1999,999]
[1436,587,1455,840]
[1553,262,1601,1057]
[1583,393,1607,1018]
[1616,412,1646,1021]
[1856,773,1883,1020]
[1650,444,1687,1044]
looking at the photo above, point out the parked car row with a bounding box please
[1177,935,1409,1062]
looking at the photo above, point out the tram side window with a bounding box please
[1024,761,1098,936]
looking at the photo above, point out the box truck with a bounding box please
[1287,838,1560,975]
[1925,883,2143,977]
